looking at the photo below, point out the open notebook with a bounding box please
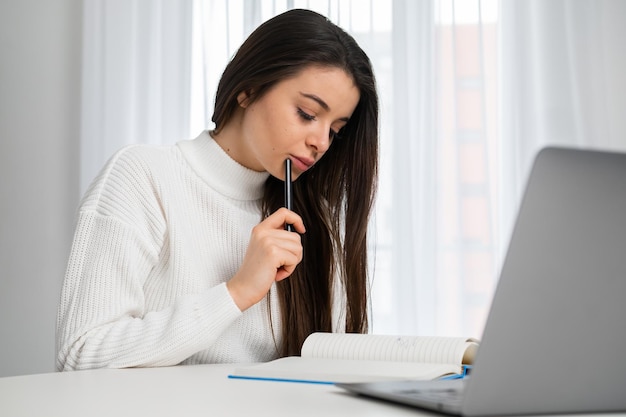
[230,333,478,384]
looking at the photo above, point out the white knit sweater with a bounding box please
[57,131,338,371]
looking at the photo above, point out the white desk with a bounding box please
[0,364,623,417]
[0,364,424,416]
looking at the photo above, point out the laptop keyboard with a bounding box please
[393,387,464,407]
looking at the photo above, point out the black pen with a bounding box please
[284,158,294,232]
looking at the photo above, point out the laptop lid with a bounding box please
[462,146,626,415]
[338,147,626,415]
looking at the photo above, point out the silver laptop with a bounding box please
[337,147,626,416]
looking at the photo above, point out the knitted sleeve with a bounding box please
[55,146,242,371]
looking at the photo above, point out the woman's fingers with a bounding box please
[263,207,306,234]
[226,208,305,311]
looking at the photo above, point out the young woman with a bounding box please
[56,8,378,370]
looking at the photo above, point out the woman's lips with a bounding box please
[290,156,314,172]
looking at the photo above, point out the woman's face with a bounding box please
[232,66,360,180]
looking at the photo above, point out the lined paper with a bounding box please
[301,333,477,365]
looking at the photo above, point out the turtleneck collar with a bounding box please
[177,131,270,201]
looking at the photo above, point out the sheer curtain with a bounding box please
[80,0,193,193]
[80,0,626,339]
[377,0,500,337]
[499,0,626,236]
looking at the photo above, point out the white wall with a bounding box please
[0,0,82,377]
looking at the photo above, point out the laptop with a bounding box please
[337,146,626,416]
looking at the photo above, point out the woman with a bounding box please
[56,8,378,370]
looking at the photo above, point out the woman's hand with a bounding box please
[226,208,306,311]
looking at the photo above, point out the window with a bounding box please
[189,0,500,338]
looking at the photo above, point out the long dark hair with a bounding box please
[212,9,378,357]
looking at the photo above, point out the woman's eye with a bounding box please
[297,107,341,140]
[297,108,316,121]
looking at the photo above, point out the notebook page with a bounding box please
[230,357,461,383]
[301,333,476,365]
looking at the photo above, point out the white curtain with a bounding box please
[80,0,626,338]
[80,0,193,193]
[500,0,626,237]
[378,0,502,337]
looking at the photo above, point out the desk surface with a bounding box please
[0,364,423,417]
[1,364,623,417]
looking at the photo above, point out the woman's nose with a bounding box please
[306,126,331,154]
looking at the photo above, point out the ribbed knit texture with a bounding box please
[56,131,286,370]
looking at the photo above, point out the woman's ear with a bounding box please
[237,91,251,108]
